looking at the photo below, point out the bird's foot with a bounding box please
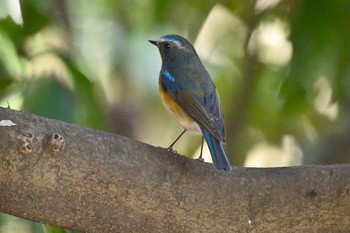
[197,154,204,162]
[167,146,177,154]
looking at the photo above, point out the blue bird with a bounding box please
[149,34,231,172]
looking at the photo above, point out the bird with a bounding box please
[149,34,231,172]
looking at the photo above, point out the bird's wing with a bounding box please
[175,88,226,143]
[160,69,226,143]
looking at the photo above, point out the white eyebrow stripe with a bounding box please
[159,38,186,50]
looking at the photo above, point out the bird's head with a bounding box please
[149,34,198,64]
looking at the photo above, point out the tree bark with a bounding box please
[0,107,349,232]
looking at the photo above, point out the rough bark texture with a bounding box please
[0,107,349,232]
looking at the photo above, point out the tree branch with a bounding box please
[0,107,349,232]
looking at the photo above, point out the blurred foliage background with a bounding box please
[0,0,349,232]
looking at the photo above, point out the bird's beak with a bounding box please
[148,40,158,46]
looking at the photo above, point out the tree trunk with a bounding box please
[0,107,349,232]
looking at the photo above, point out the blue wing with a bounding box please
[160,68,225,143]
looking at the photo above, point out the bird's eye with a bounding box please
[164,42,171,49]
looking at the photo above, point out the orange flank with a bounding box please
[158,81,201,133]
[159,84,182,113]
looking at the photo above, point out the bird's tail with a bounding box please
[201,129,231,172]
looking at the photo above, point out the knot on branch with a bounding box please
[48,133,65,154]
[17,132,34,155]
[306,189,318,198]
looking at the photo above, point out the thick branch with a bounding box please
[0,107,349,232]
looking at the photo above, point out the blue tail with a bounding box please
[201,129,231,172]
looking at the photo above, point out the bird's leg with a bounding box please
[167,129,186,151]
[198,136,204,161]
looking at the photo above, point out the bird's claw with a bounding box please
[197,155,204,162]
[167,147,177,153]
